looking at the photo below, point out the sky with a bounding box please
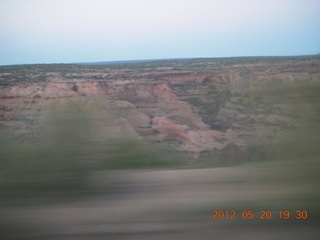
[0,0,319,65]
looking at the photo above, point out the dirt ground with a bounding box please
[1,164,319,240]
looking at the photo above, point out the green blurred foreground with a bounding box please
[0,138,182,202]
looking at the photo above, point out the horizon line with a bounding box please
[1,54,319,67]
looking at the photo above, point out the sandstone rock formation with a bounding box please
[1,56,319,162]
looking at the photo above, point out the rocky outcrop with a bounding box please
[0,81,114,99]
[150,116,190,142]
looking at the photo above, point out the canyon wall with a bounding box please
[1,57,319,164]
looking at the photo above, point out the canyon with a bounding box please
[1,56,319,164]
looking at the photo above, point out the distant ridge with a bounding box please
[1,55,318,67]
[74,58,189,65]
[73,55,320,66]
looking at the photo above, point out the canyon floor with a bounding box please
[1,56,320,239]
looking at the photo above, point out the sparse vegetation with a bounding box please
[1,55,319,83]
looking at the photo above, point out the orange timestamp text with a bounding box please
[212,210,308,220]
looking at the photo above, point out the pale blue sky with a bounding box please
[0,0,319,65]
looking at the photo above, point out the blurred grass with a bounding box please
[0,106,185,205]
[0,138,184,204]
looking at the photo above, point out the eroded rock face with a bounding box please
[1,57,319,161]
[0,81,114,99]
[151,116,190,142]
[117,82,209,131]
[110,100,152,134]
